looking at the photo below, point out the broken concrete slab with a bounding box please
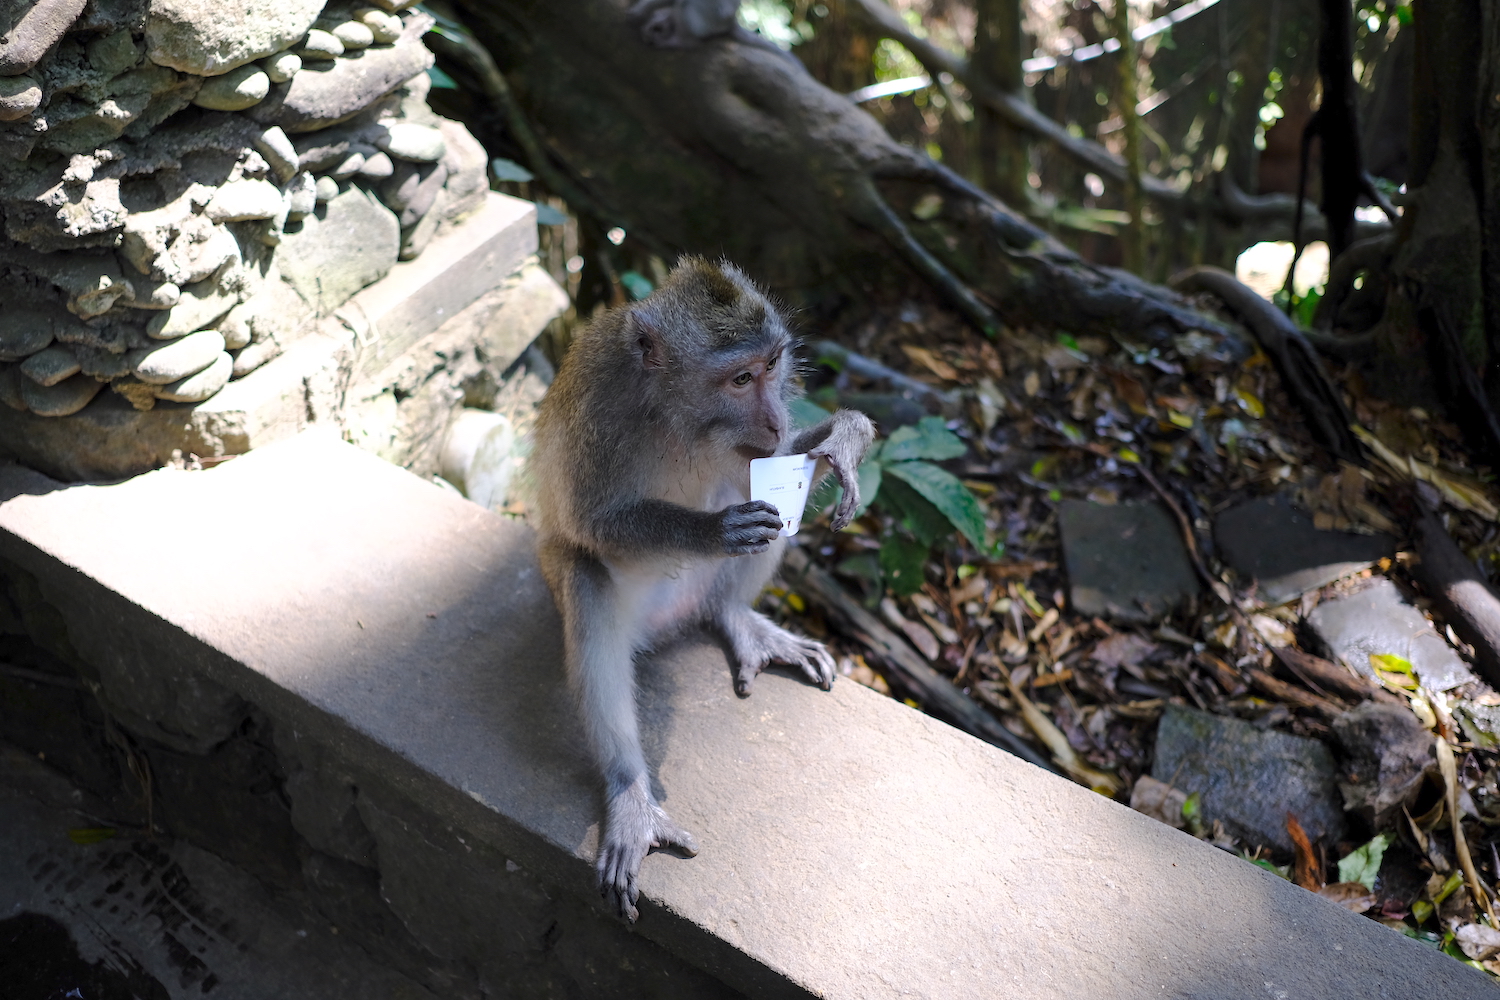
[1059,499,1199,622]
[2,433,1490,998]
[1308,579,1476,692]
[1214,495,1394,605]
[1152,704,1345,852]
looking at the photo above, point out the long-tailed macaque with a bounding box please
[529,258,875,920]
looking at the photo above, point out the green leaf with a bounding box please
[1336,833,1391,891]
[1057,332,1080,351]
[491,157,534,182]
[533,202,568,226]
[879,534,929,596]
[875,472,953,546]
[788,396,830,430]
[883,460,987,550]
[427,65,459,90]
[619,270,653,300]
[880,416,967,462]
[835,552,883,599]
[1293,287,1322,329]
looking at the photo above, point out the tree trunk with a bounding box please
[440,0,1222,344]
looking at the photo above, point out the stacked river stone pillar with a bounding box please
[0,0,488,418]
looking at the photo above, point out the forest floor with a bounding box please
[770,292,1500,979]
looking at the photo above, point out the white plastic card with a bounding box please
[749,453,819,537]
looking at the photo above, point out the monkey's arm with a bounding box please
[589,498,783,558]
[788,409,876,531]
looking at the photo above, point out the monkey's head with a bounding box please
[626,257,795,460]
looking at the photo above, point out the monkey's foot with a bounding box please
[598,776,698,922]
[721,608,836,696]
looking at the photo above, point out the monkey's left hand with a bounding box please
[799,409,876,532]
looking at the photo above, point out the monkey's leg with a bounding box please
[710,543,836,696]
[548,545,699,921]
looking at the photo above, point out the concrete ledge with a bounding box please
[0,434,1494,998]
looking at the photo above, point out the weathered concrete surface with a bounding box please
[0,745,436,1000]
[0,434,1493,999]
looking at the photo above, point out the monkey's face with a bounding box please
[700,341,792,461]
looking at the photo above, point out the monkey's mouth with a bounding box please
[735,444,777,460]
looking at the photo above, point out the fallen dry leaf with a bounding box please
[1130,775,1187,829]
[1318,883,1377,913]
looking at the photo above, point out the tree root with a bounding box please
[447,1,1241,348]
[1313,233,1394,331]
[1410,507,1500,690]
[1170,266,1362,461]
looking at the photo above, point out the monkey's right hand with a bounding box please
[717,501,782,555]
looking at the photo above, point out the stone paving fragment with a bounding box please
[1060,499,1199,622]
[1308,578,1475,691]
[1332,702,1434,827]
[1153,704,1344,852]
[1214,495,1394,605]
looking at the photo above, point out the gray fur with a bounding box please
[529,257,875,920]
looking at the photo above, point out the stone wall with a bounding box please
[0,0,489,422]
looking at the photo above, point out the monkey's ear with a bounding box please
[627,308,668,371]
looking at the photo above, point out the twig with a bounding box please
[1246,667,1345,719]
[1436,737,1497,926]
[781,547,1057,771]
[1131,459,1233,606]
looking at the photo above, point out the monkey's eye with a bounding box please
[766,353,778,371]
[733,371,754,387]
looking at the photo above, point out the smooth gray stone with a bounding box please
[254,125,300,182]
[277,185,399,313]
[1309,578,1475,691]
[0,434,1491,998]
[19,372,103,417]
[1059,499,1199,623]
[144,0,323,76]
[1215,496,1394,605]
[133,329,225,384]
[249,13,434,133]
[1332,702,1434,827]
[0,306,55,361]
[0,0,86,75]
[1153,704,1344,853]
[19,345,80,387]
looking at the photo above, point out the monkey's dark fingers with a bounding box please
[597,845,645,922]
[721,501,781,554]
[652,820,699,857]
[828,464,862,532]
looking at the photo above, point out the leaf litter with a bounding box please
[762,297,1500,981]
